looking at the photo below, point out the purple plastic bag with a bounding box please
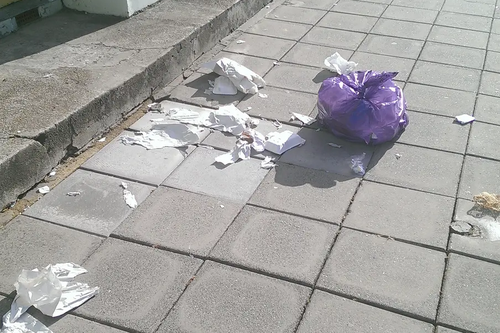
[317,71,408,145]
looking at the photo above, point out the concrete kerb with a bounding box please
[0,0,273,209]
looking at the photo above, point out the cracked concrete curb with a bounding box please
[0,0,272,209]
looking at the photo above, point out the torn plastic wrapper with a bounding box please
[2,312,53,333]
[38,186,50,194]
[291,112,316,126]
[260,156,276,169]
[264,131,305,155]
[351,153,366,176]
[203,58,266,94]
[451,220,500,241]
[2,263,99,331]
[120,124,200,149]
[324,53,358,75]
[215,129,266,165]
[123,190,137,209]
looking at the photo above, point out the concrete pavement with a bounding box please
[2,0,500,332]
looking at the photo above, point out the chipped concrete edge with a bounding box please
[0,0,273,209]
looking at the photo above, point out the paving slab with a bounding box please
[428,26,489,49]
[372,19,432,40]
[296,290,434,333]
[392,0,444,10]
[489,34,500,52]
[419,42,486,69]
[158,261,310,333]
[163,148,269,203]
[113,187,242,257]
[409,61,481,92]
[435,11,492,32]
[281,42,353,68]
[73,238,202,333]
[479,70,500,96]
[450,198,500,263]
[268,5,327,25]
[398,111,469,153]
[237,86,317,122]
[210,205,337,285]
[0,215,102,294]
[474,94,500,125]
[318,229,446,320]
[284,0,335,10]
[279,127,374,176]
[458,155,500,199]
[345,181,453,249]
[82,130,196,186]
[438,254,500,333]
[317,12,378,32]
[250,162,359,223]
[331,0,387,17]
[493,18,500,33]
[358,35,424,59]
[485,51,500,73]
[245,18,312,41]
[468,122,500,160]
[404,83,476,117]
[441,0,495,17]
[264,63,332,94]
[197,51,275,77]
[350,52,415,81]
[223,33,296,60]
[301,27,367,50]
[366,143,463,197]
[24,169,154,236]
[382,5,438,23]
[33,314,127,333]
[169,72,245,108]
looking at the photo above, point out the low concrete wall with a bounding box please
[63,0,158,17]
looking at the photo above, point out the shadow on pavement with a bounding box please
[0,8,123,65]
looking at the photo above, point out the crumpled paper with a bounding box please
[212,76,238,95]
[215,128,266,165]
[324,52,357,75]
[203,58,266,94]
[121,124,200,149]
[291,112,316,126]
[2,263,99,333]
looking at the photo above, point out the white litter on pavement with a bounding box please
[261,156,276,169]
[97,137,106,142]
[49,171,56,177]
[236,40,245,44]
[1,263,99,333]
[272,119,282,129]
[121,182,128,189]
[451,220,500,241]
[123,190,137,209]
[121,124,200,149]
[324,52,358,75]
[37,186,50,194]
[455,114,475,124]
[328,143,342,148]
[351,153,366,176]
[273,61,280,66]
[258,92,268,99]
[166,108,208,126]
[203,58,266,94]
[215,141,252,165]
[291,112,316,125]
[212,76,238,95]
[265,131,305,155]
[66,192,81,196]
[147,103,163,112]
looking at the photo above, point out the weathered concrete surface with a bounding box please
[0,0,272,209]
